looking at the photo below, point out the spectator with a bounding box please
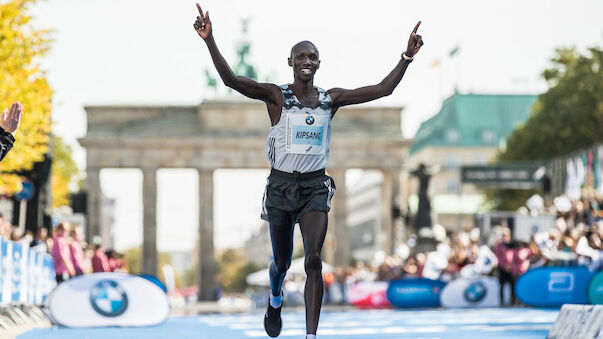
[0,213,9,240]
[0,102,24,162]
[69,225,86,275]
[527,235,546,268]
[511,241,532,286]
[91,238,110,273]
[493,228,516,306]
[402,256,419,277]
[51,223,76,283]
[30,227,49,253]
[106,249,127,272]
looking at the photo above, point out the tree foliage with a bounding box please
[216,248,260,293]
[123,246,173,285]
[51,135,79,208]
[491,47,603,209]
[0,0,52,194]
[500,47,603,161]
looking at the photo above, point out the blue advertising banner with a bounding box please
[11,242,23,302]
[2,239,13,304]
[386,278,446,308]
[0,239,54,306]
[28,251,40,304]
[0,238,4,303]
[588,270,603,305]
[515,266,595,307]
[42,254,55,302]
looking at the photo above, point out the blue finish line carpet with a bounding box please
[19,308,558,339]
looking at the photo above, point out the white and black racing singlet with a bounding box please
[265,84,333,173]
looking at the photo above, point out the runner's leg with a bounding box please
[269,208,295,298]
[299,210,328,335]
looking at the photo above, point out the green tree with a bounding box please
[123,246,173,284]
[491,47,603,209]
[216,248,260,293]
[51,135,79,208]
[0,0,53,194]
[500,47,603,161]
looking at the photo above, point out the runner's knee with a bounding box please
[304,252,322,275]
[274,258,291,273]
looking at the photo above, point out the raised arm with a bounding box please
[193,4,281,105]
[328,21,424,110]
[1,102,24,136]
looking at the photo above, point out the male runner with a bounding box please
[0,102,24,162]
[193,5,423,338]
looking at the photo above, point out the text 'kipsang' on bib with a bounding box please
[285,113,328,155]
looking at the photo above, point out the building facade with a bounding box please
[407,93,538,231]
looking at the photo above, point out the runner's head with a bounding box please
[289,41,320,81]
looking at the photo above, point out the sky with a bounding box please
[23,0,603,251]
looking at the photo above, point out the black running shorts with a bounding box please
[261,168,336,224]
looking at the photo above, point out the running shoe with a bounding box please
[264,291,283,337]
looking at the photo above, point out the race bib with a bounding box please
[285,113,328,155]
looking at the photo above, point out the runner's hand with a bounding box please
[193,3,212,40]
[0,102,24,136]
[405,21,424,57]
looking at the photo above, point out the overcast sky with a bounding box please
[26,0,603,251]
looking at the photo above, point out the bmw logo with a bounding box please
[89,280,129,317]
[463,281,486,303]
[306,115,315,125]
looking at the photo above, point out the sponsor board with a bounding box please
[515,266,594,307]
[587,270,603,305]
[440,276,500,308]
[386,278,446,308]
[0,239,54,305]
[47,272,169,327]
[347,281,390,308]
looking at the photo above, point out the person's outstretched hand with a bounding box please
[1,102,24,136]
[193,3,212,40]
[405,21,424,57]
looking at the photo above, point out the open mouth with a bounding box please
[301,68,313,75]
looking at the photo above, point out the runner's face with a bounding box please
[289,43,320,81]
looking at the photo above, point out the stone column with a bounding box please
[379,170,401,255]
[85,167,101,243]
[197,169,216,301]
[326,169,348,267]
[141,167,158,276]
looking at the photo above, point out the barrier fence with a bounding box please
[0,238,55,306]
[346,267,603,308]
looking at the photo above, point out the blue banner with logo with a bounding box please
[386,278,446,308]
[42,254,55,302]
[11,242,24,302]
[0,238,4,303]
[0,238,55,305]
[588,270,603,305]
[515,266,595,307]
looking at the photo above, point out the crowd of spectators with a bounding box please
[0,216,128,284]
[321,195,603,305]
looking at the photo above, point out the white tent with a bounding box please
[246,258,334,286]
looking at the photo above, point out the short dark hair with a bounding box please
[290,41,319,59]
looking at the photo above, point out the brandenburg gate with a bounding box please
[79,98,410,299]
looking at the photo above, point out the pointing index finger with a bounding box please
[412,21,421,34]
[196,3,204,18]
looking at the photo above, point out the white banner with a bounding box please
[47,273,169,327]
